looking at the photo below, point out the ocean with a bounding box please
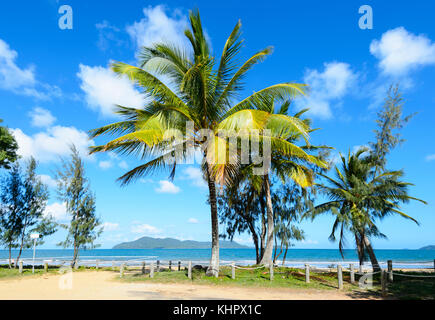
[1,248,434,269]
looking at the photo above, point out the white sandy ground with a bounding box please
[0,271,380,300]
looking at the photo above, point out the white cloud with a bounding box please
[38,174,57,188]
[131,223,161,235]
[98,160,113,170]
[119,160,128,170]
[155,180,181,194]
[182,166,206,188]
[300,239,319,245]
[28,107,56,127]
[77,64,144,117]
[370,27,435,75]
[297,62,357,119]
[44,202,69,221]
[0,38,35,90]
[96,20,124,51]
[12,125,94,162]
[102,222,119,231]
[425,154,435,162]
[187,218,199,224]
[126,5,189,51]
[0,38,61,100]
[139,178,154,184]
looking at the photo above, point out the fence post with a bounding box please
[112,260,115,270]
[178,261,181,271]
[350,263,355,284]
[387,260,393,282]
[269,264,274,281]
[150,263,155,278]
[231,262,236,280]
[19,261,23,274]
[44,262,48,273]
[95,260,99,270]
[141,261,146,275]
[169,260,172,272]
[188,261,192,279]
[337,264,343,290]
[157,260,160,272]
[381,270,387,297]
[305,264,310,283]
[120,263,125,277]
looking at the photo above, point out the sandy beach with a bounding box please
[0,271,379,300]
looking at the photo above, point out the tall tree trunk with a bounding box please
[8,246,12,269]
[259,174,274,266]
[71,244,79,268]
[205,163,219,277]
[282,244,289,266]
[260,207,266,261]
[15,225,27,268]
[274,242,283,263]
[15,243,24,268]
[247,222,260,264]
[361,233,381,272]
[355,232,364,267]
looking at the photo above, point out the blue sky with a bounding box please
[0,0,434,249]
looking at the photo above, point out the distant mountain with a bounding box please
[113,236,249,249]
[419,245,435,250]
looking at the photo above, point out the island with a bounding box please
[419,245,435,250]
[113,236,249,249]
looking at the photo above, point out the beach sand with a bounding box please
[0,271,379,300]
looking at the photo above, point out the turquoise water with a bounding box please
[1,248,434,269]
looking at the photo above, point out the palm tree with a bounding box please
[221,103,327,266]
[89,10,310,276]
[307,148,426,271]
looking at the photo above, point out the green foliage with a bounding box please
[0,158,55,265]
[56,146,102,256]
[307,148,426,264]
[0,119,18,170]
[0,163,23,255]
[370,84,415,173]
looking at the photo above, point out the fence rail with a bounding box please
[3,257,434,294]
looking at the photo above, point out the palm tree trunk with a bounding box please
[355,233,364,267]
[361,233,381,272]
[205,163,219,277]
[259,174,274,266]
[260,208,266,261]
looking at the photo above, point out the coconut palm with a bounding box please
[219,102,327,266]
[306,148,426,271]
[89,10,312,276]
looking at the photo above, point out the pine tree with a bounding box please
[0,163,23,267]
[0,119,18,170]
[15,158,56,266]
[370,84,415,173]
[56,145,102,268]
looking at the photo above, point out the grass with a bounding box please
[0,264,60,279]
[119,266,358,292]
[1,264,433,300]
[381,271,435,300]
[0,264,99,280]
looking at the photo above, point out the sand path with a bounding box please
[0,271,377,300]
